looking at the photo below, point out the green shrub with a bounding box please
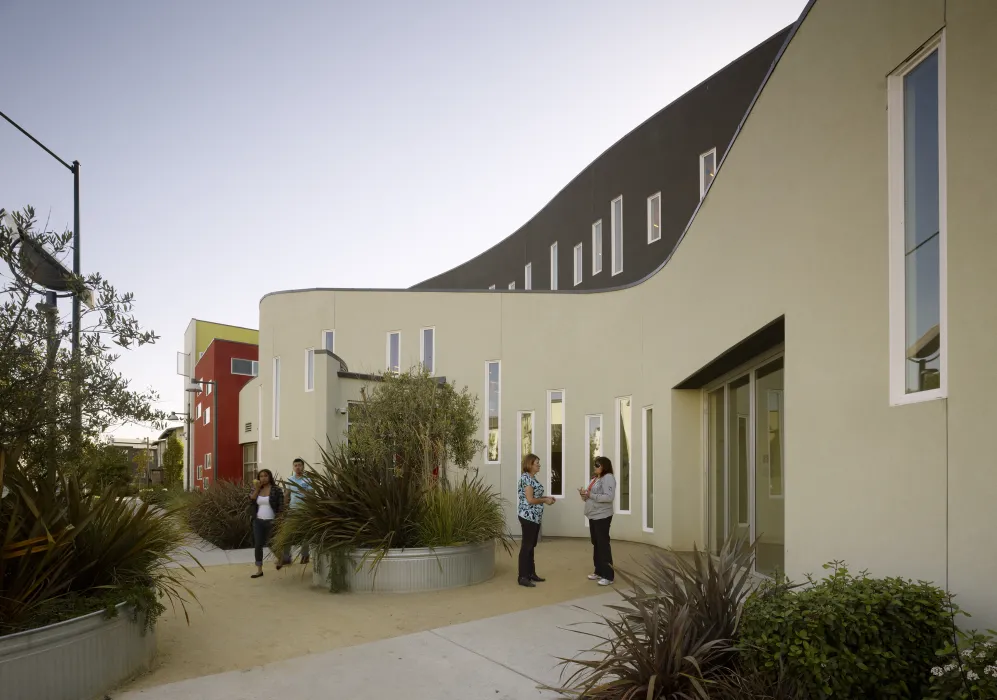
[737,562,952,699]
[417,475,511,549]
[180,479,253,549]
[926,629,997,699]
[138,486,179,509]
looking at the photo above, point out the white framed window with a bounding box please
[592,220,603,275]
[550,242,558,290]
[197,464,202,480]
[205,453,212,472]
[642,406,654,532]
[305,348,315,392]
[647,192,662,243]
[206,381,212,395]
[611,196,623,276]
[488,284,496,290]
[699,148,717,199]
[322,330,335,353]
[573,242,583,286]
[485,361,500,463]
[583,413,603,526]
[547,390,564,498]
[386,331,401,374]
[420,327,435,374]
[196,403,202,420]
[204,406,211,425]
[888,30,946,406]
[231,358,258,376]
[524,263,532,290]
[508,281,515,290]
[615,396,632,513]
[272,357,281,439]
[518,410,535,463]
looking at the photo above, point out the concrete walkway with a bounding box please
[115,591,619,699]
[168,537,256,569]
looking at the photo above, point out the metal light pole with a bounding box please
[1,110,83,452]
[183,379,217,489]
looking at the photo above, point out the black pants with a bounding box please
[253,517,274,567]
[590,516,614,581]
[518,517,541,580]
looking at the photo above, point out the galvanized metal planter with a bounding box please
[312,540,496,592]
[0,602,156,700]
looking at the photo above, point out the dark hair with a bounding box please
[594,456,613,475]
[521,453,539,474]
[258,468,275,484]
[292,458,304,466]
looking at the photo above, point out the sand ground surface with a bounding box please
[122,538,655,692]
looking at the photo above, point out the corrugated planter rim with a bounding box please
[349,541,494,559]
[0,602,139,655]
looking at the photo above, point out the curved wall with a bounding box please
[412,28,790,292]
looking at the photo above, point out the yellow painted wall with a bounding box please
[194,320,258,357]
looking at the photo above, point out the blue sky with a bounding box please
[0,0,805,438]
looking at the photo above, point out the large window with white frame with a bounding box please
[386,331,401,374]
[699,148,717,199]
[524,262,532,290]
[322,330,335,353]
[231,358,258,376]
[550,242,558,290]
[518,410,534,463]
[611,196,623,275]
[592,220,603,275]
[615,396,631,513]
[642,406,654,532]
[548,390,564,497]
[888,31,946,405]
[485,361,500,463]
[305,349,315,392]
[272,357,281,438]
[573,242,583,286]
[647,193,662,243]
[420,327,435,374]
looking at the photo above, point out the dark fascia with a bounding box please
[336,371,448,385]
[260,0,816,305]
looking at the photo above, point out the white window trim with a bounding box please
[610,196,623,276]
[488,284,496,290]
[615,396,632,514]
[386,331,401,374]
[420,327,436,375]
[196,403,202,420]
[699,148,717,199]
[204,406,211,425]
[583,413,603,528]
[547,389,565,499]
[647,192,662,244]
[305,348,315,392]
[641,405,653,533]
[524,262,532,290]
[484,361,501,464]
[887,30,947,407]
[592,220,603,275]
[205,453,212,471]
[508,281,515,290]
[197,464,202,480]
[206,381,212,395]
[517,410,535,463]
[272,357,281,439]
[573,242,583,286]
[550,242,558,290]
[322,329,335,354]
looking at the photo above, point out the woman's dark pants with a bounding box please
[518,517,541,580]
[589,515,614,581]
[253,517,274,567]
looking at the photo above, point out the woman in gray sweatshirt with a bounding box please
[580,456,616,585]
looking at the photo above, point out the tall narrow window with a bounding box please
[305,349,315,392]
[573,242,583,286]
[592,220,603,275]
[518,411,534,462]
[550,242,558,290]
[387,332,401,374]
[421,327,435,374]
[548,390,564,497]
[508,281,515,290]
[585,414,602,481]
[611,196,623,276]
[196,403,202,420]
[204,406,211,425]
[524,263,532,290]
[647,193,662,243]
[322,330,335,353]
[642,407,654,532]
[272,357,281,439]
[616,396,631,512]
[485,361,500,462]
[699,148,717,198]
[206,381,212,395]
[888,32,946,405]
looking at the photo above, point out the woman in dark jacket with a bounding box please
[249,469,283,578]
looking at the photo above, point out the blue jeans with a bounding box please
[252,517,274,567]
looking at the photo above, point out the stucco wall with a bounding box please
[252,0,997,626]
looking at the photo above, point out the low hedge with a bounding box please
[178,480,253,550]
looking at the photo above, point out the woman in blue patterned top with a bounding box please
[517,453,555,587]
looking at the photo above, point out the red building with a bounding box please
[192,339,258,490]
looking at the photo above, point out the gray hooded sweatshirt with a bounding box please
[583,473,616,520]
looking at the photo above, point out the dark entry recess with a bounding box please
[674,317,785,390]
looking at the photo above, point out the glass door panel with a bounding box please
[754,358,785,575]
[727,375,751,543]
[708,388,726,553]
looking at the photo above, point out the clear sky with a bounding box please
[0,0,805,438]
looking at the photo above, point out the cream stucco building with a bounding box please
[241,0,997,627]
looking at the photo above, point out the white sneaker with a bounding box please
[597,578,613,586]
[587,574,600,580]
